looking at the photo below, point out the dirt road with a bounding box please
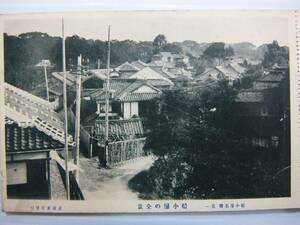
[79,155,154,200]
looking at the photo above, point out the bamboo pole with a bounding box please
[62,18,70,200]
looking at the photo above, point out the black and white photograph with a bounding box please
[1,11,296,212]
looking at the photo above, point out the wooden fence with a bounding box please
[107,137,146,166]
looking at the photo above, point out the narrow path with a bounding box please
[79,155,154,200]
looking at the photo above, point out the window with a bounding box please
[260,106,269,116]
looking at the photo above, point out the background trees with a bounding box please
[4,32,155,91]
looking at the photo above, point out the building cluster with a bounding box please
[234,64,289,149]
[193,61,247,87]
[4,46,289,200]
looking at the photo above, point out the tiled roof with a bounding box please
[116,62,140,72]
[168,68,193,79]
[118,71,136,79]
[52,71,76,86]
[195,68,220,82]
[159,52,174,57]
[87,69,110,80]
[257,73,284,82]
[119,93,160,102]
[5,82,74,146]
[148,61,175,69]
[229,63,246,74]
[5,124,64,153]
[131,60,148,70]
[91,79,161,102]
[150,66,177,79]
[53,70,105,86]
[216,65,240,80]
[172,54,184,59]
[129,67,174,85]
[94,118,144,143]
[236,90,264,103]
[146,79,174,87]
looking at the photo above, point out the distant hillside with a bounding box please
[228,42,256,59]
[179,41,269,62]
[180,40,211,58]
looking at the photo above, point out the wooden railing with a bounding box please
[57,163,84,200]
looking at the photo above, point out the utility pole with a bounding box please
[36,59,51,101]
[73,54,82,182]
[104,25,111,168]
[97,58,101,69]
[62,18,70,200]
[43,62,49,101]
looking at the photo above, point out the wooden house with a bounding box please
[4,83,78,200]
[90,79,161,119]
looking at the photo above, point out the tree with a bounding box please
[262,40,289,68]
[202,42,234,65]
[153,34,167,54]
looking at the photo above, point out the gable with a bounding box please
[129,67,170,81]
[132,85,158,94]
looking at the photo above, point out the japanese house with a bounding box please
[80,79,161,158]
[4,82,79,200]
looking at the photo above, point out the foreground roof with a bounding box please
[5,82,74,145]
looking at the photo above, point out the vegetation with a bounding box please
[4,32,155,91]
[262,40,289,68]
[4,32,185,91]
[192,42,235,75]
[129,79,289,199]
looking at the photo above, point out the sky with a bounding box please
[3,11,290,46]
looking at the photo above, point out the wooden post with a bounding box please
[62,18,70,200]
[73,54,82,182]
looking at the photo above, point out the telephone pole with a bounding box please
[35,59,51,101]
[104,25,111,167]
[62,18,70,200]
[73,54,82,181]
[43,60,50,101]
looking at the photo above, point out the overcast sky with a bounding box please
[3,11,289,46]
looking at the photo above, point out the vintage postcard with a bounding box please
[1,10,300,213]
